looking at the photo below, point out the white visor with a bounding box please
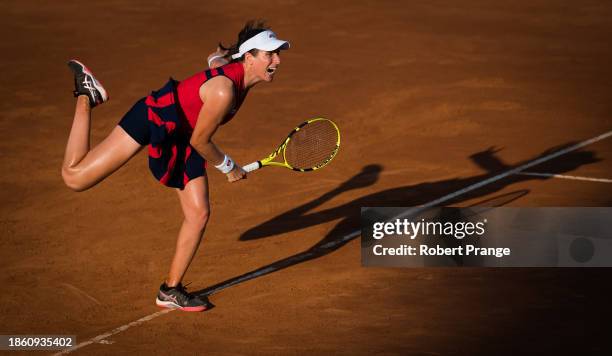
[231,30,290,59]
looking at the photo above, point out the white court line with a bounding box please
[54,129,612,355]
[517,172,612,183]
[53,309,173,355]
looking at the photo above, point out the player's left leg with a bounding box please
[156,176,211,311]
[167,175,211,286]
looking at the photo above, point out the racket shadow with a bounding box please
[240,143,601,242]
[194,143,601,298]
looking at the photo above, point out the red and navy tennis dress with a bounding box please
[119,62,248,189]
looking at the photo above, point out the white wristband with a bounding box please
[214,154,235,174]
[207,55,225,68]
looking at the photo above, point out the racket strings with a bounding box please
[284,120,339,170]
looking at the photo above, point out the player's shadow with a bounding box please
[195,143,600,297]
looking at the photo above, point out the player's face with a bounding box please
[253,49,281,82]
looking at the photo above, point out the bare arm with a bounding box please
[207,46,230,69]
[190,76,246,182]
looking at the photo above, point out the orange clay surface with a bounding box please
[1,1,611,355]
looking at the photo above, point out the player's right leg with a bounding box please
[62,60,142,191]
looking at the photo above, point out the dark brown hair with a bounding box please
[220,20,270,62]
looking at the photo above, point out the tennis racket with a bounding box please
[243,118,340,173]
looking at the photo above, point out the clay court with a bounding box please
[1,1,611,354]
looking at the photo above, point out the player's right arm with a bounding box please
[189,76,246,182]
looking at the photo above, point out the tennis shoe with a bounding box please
[155,283,210,312]
[67,59,108,107]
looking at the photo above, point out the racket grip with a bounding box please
[243,161,262,172]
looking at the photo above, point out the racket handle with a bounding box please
[243,161,262,172]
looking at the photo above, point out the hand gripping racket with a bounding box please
[243,118,340,173]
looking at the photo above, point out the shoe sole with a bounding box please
[155,298,207,312]
[67,59,109,103]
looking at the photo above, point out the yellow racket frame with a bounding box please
[243,118,341,172]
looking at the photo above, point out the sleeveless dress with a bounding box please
[118,62,248,189]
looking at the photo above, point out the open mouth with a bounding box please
[266,67,277,74]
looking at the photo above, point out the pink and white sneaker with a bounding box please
[67,59,109,107]
[155,283,211,312]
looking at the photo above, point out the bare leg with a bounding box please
[166,176,211,287]
[62,96,142,191]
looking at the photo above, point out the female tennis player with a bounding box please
[61,21,289,312]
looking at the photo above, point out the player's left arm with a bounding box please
[207,46,230,69]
